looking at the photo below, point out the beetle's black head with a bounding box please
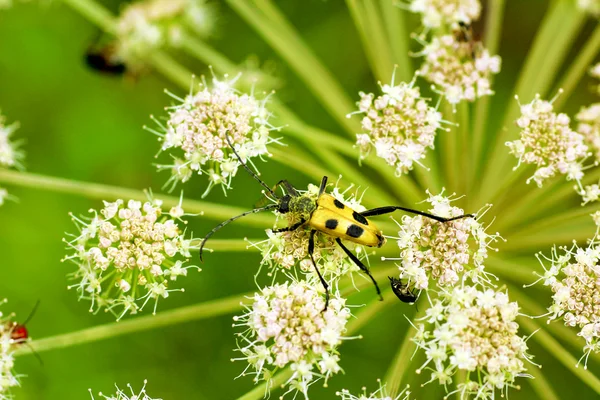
[389,277,418,304]
[278,194,292,214]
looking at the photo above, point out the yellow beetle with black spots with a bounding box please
[199,133,474,309]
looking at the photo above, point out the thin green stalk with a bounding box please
[367,157,424,204]
[518,316,600,395]
[18,292,249,355]
[203,239,258,252]
[384,305,427,396]
[61,0,116,33]
[472,0,506,183]
[507,205,600,240]
[528,364,560,400]
[439,104,459,193]
[227,0,359,136]
[378,0,412,82]
[345,0,394,83]
[503,224,595,252]
[235,369,294,400]
[0,169,275,227]
[476,0,582,206]
[457,102,471,204]
[553,24,600,110]
[179,32,237,73]
[486,256,538,286]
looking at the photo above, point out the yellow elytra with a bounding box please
[309,193,385,248]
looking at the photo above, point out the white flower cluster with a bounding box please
[576,103,600,163]
[115,0,215,68]
[413,286,530,399]
[0,301,22,400]
[64,198,200,319]
[408,0,481,28]
[90,380,159,400]
[387,191,498,290]
[337,380,410,400]
[0,111,23,207]
[418,34,501,105]
[506,95,589,187]
[154,74,277,196]
[535,241,600,367]
[250,184,368,286]
[578,0,600,16]
[233,281,351,398]
[353,78,443,176]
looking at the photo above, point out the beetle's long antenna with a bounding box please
[225,132,276,197]
[22,300,40,325]
[199,203,278,261]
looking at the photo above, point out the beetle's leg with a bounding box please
[360,206,474,223]
[272,218,306,233]
[308,229,330,311]
[336,238,383,301]
[318,176,329,196]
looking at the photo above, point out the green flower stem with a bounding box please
[345,0,394,83]
[378,0,412,82]
[17,291,250,356]
[518,316,600,395]
[202,239,257,252]
[486,256,539,286]
[553,24,600,111]
[502,224,595,252]
[0,169,275,227]
[528,364,560,400]
[227,0,359,136]
[472,0,505,187]
[439,103,459,194]
[384,304,427,397]
[61,0,115,33]
[457,102,471,203]
[236,287,396,400]
[476,0,582,207]
[178,33,238,75]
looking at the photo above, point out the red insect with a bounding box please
[8,301,39,344]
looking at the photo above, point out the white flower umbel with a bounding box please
[578,0,600,16]
[64,198,200,320]
[412,286,531,399]
[351,75,444,176]
[408,0,481,28]
[506,94,589,188]
[337,380,410,400]
[0,111,23,171]
[115,0,215,68]
[534,239,600,368]
[0,300,26,399]
[385,191,499,291]
[151,74,278,196]
[576,103,600,164]
[249,183,368,289]
[232,280,352,398]
[90,380,159,400]
[417,34,501,105]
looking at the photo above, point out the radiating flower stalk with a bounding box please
[0,0,600,399]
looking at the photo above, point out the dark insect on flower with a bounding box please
[84,42,126,76]
[388,276,418,304]
[199,133,474,309]
[8,300,39,344]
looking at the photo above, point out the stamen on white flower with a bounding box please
[248,182,369,288]
[506,93,590,188]
[114,0,216,69]
[63,197,201,319]
[336,379,410,400]
[417,34,501,105]
[384,191,500,291]
[350,73,445,176]
[407,0,481,28]
[89,380,158,400]
[149,73,280,196]
[232,280,353,397]
[413,286,531,399]
[535,239,600,368]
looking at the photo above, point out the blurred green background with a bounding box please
[0,0,598,398]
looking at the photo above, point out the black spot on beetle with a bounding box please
[333,199,345,209]
[346,224,364,238]
[325,219,339,229]
[352,211,368,225]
